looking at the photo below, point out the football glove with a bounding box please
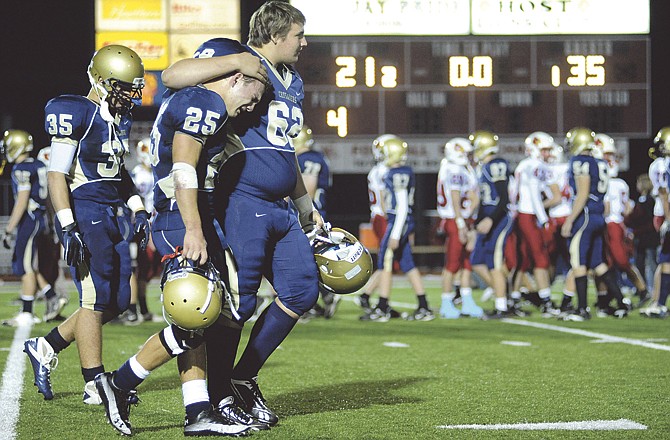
[62,222,87,267]
[133,210,151,251]
[1,230,14,249]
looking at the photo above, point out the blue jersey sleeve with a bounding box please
[44,95,94,141]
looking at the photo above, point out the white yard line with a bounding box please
[0,323,32,440]
[437,419,647,430]
[502,318,670,352]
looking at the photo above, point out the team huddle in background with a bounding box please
[358,127,669,322]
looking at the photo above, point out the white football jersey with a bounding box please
[514,156,550,225]
[649,157,668,217]
[436,159,470,219]
[367,162,388,218]
[131,163,155,215]
[462,164,478,219]
[605,177,629,224]
[547,162,571,219]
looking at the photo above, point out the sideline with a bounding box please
[437,419,647,430]
[502,318,670,352]
[0,322,31,440]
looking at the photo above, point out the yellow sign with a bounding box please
[96,0,167,31]
[96,32,169,70]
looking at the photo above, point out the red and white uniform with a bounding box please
[437,159,473,273]
[368,161,388,241]
[131,164,155,216]
[514,155,552,270]
[605,177,632,269]
[545,162,571,263]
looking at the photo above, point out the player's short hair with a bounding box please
[637,174,652,194]
[247,1,305,47]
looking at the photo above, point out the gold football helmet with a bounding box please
[650,127,670,159]
[293,125,314,154]
[374,134,407,167]
[564,127,595,156]
[160,256,223,330]
[0,129,34,174]
[312,227,373,294]
[469,130,499,162]
[88,45,145,116]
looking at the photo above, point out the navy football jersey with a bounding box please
[478,157,510,219]
[194,38,303,201]
[383,165,415,223]
[44,95,133,203]
[297,150,331,214]
[567,154,608,215]
[10,158,48,211]
[151,86,229,213]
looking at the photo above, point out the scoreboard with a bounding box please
[290,0,650,173]
[298,36,650,139]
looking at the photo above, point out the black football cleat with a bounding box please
[184,406,252,437]
[218,396,270,431]
[95,372,138,436]
[231,377,279,427]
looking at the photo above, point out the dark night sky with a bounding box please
[1,1,669,231]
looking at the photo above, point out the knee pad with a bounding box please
[159,324,205,357]
[279,284,319,317]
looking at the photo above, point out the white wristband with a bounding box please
[171,162,198,190]
[127,194,146,213]
[56,208,75,228]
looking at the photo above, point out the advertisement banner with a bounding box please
[95,0,167,31]
[96,32,170,71]
[290,0,471,36]
[169,0,239,32]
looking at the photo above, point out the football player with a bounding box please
[357,136,391,315]
[641,127,670,317]
[95,41,267,436]
[560,127,630,321]
[597,133,649,314]
[364,135,435,322]
[161,1,321,428]
[23,45,150,405]
[469,130,515,319]
[0,130,67,325]
[513,132,561,316]
[436,137,483,318]
[545,143,578,314]
[117,138,160,324]
[293,125,338,318]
